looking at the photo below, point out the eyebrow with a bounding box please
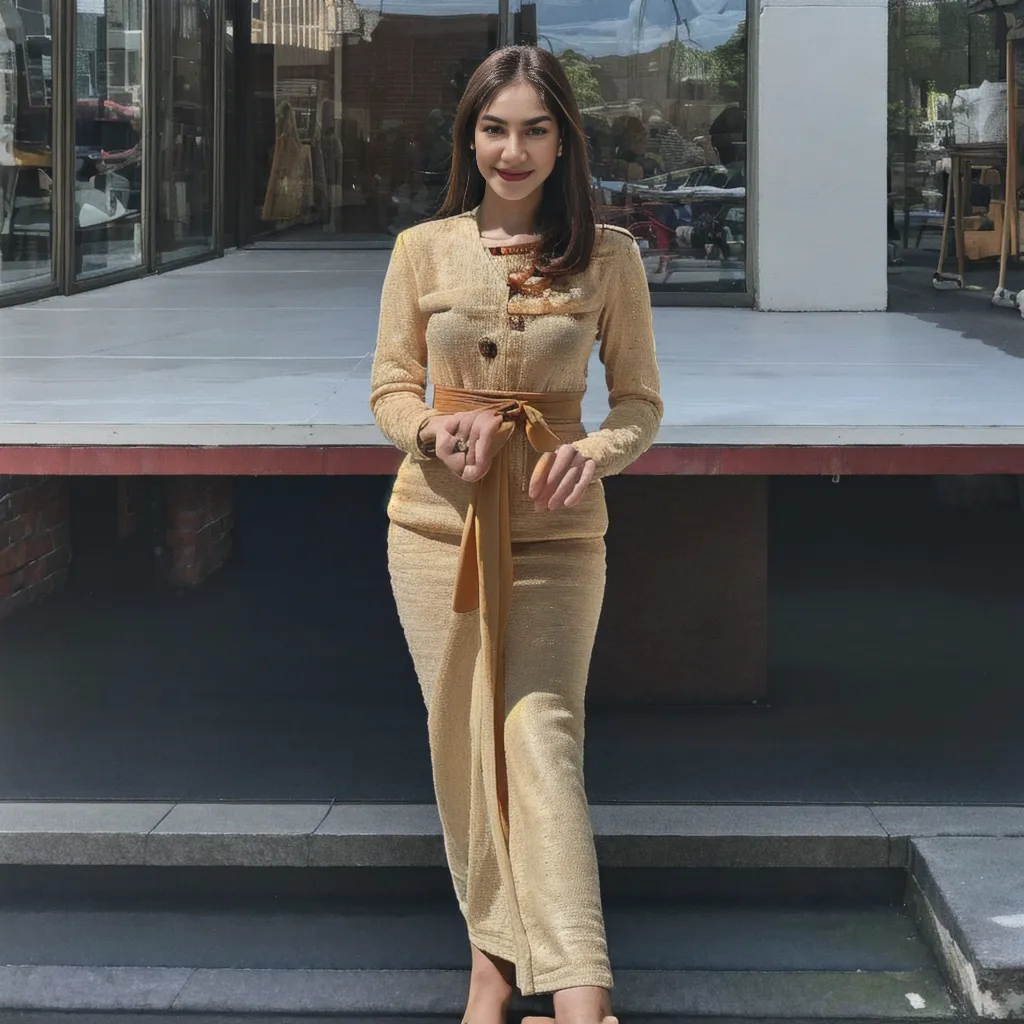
[480,114,553,126]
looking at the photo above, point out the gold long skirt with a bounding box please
[387,521,612,996]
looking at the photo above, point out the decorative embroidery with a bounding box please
[486,241,588,330]
[487,243,538,256]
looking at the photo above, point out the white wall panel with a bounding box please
[754,2,888,310]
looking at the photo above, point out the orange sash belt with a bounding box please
[431,385,583,843]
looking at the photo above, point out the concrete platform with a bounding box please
[1,251,1024,474]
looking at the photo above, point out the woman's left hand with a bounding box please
[528,444,597,511]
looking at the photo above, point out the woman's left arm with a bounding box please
[571,235,664,478]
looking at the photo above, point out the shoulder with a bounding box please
[593,222,642,262]
[396,211,473,257]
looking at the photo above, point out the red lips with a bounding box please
[496,169,532,182]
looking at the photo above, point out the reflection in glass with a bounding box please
[520,0,748,292]
[0,0,54,295]
[247,0,497,241]
[74,0,144,280]
[887,0,1005,280]
[155,0,215,261]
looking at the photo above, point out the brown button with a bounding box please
[478,338,498,358]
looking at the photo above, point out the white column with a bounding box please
[753,0,888,311]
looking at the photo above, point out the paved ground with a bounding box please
[1,250,1024,446]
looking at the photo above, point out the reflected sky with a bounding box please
[380,0,744,54]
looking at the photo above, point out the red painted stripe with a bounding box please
[2,445,1024,476]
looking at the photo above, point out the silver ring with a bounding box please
[453,437,470,454]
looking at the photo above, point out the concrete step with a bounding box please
[908,836,1024,1019]
[0,881,956,1018]
[4,803,1022,1017]
[3,800,1024,870]
[0,966,956,1018]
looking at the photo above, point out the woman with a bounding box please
[369,45,662,1024]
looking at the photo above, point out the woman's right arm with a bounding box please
[369,232,440,461]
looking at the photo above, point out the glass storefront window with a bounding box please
[245,0,498,242]
[887,0,1009,297]
[517,0,748,293]
[74,0,144,280]
[0,0,54,296]
[155,0,215,261]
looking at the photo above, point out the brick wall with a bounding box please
[165,478,234,587]
[0,476,72,620]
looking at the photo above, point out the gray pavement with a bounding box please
[1,250,1024,446]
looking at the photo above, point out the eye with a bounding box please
[481,125,504,135]
[528,127,548,136]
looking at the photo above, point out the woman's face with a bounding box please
[473,79,561,204]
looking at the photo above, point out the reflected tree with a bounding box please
[558,48,604,107]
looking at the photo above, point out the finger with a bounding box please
[439,413,463,442]
[562,458,596,509]
[462,414,479,472]
[537,446,580,508]
[473,410,502,467]
[435,428,456,459]
[529,451,554,500]
[460,412,488,480]
[547,463,582,510]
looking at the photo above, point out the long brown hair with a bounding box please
[434,45,596,279]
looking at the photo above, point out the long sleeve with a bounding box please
[369,233,438,460]
[571,237,663,478]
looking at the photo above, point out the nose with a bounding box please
[501,133,529,164]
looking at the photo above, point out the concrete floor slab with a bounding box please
[2,251,1024,447]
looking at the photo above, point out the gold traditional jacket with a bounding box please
[369,209,664,542]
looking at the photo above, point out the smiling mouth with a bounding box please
[496,169,532,182]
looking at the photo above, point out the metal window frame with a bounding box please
[149,0,223,271]
[212,0,225,255]
[53,0,75,294]
[745,0,759,307]
[141,0,156,272]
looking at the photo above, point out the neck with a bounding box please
[477,187,543,239]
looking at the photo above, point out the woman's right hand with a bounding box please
[421,409,503,483]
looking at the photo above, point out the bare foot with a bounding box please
[463,943,515,1024]
[552,986,617,1024]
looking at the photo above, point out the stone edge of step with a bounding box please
[2,802,1024,870]
[0,802,926,869]
[2,802,1024,868]
[0,966,958,1018]
[905,836,1024,1021]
